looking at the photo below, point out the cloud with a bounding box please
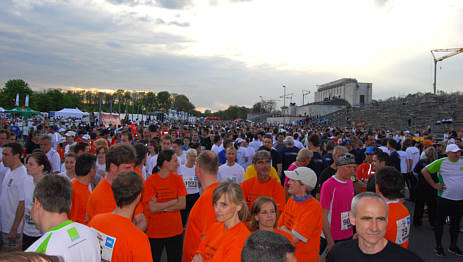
[168,21,190,27]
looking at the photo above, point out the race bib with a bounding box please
[95,230,116,262]
[395,216,410,244]
[341,211,352,230]
[184,176,198,190]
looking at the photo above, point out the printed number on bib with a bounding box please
[184,177,198,190]
[395,216,410,244]
[341,211,352,230]
[95,230,116,262]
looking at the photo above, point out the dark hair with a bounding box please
[34,175,72,214]
[0,129,10,138]
[173,138,183,146]
[326,140,336,151]
[73,141,88,154]
[26,151,52,174]
[241,230,295,262]
[75,153,96,177]
[121,130,133,141]
[197,150,219,174]
[112,171,143,208]
[374,151,389,164]
[388,139,400,151]
[133,143,147,166]
[153,150,175,173]
[308,134,321,147]
[161,134,171,141]
[222,139,233,149]
[213,135,221,144]
[0,251,63,262]
[375,166,405,199]
[3,142,23,157]
[105,144,136,172]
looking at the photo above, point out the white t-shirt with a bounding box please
[178,164,200,195]
[146,154,158,175]
[0,165,27,234]
[177,152,187,167]
[218,163,245,184]
[211,144,221,155]
[46,149,61,174]
[246,147,255,168]
[236,147,249,169]
[23,175,41,237]
[406,147,420,174]
[378,146,391,156]
[26,220,101,262]
[248,140,262,151]
[294,139,304,149]
[397,150,410,174]
[95,162,106,185]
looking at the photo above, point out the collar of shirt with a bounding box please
[291,194,312,203]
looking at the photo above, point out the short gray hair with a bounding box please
[39,134,52,143]
[253,150,271,164]
[350,192,388,217]
[283,136,294,146]
[333,145,348,155]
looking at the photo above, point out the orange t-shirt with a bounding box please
[133,167,145,181]
[273,228,295,246]
[142,172,187,238]
[278,196,323,262]
[385,201,410,248]
[197,222,250,262]
[69,180,91,224]
[183,182,220,262]
[241,176,286,212]
[87,178,144,221]
[88,213,153,262]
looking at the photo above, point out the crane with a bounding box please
[431,48,463,95]
[302,90,311,105]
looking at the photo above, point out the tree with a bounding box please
[0,79,33,108]
[157,91,173,111]
[173,94,195,112]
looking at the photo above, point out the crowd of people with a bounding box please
[0,118,462,262]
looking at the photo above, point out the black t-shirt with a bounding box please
[280,146,300,171]
[322,152,334,166]
[308,151,327,177]
[317,166,337,193]
[327,239,423,262]
[271,148,282,171]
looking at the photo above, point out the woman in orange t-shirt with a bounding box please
[193,180,251,262]
[249,196,294,245]
[143,150,187,262]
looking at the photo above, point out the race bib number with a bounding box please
[184,176,198,190]
[341,211,352,230]
[395,216,410,244]
[95,230,116,262]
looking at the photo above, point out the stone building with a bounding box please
[314,78,372,107]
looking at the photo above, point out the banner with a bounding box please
[101,113,121,127]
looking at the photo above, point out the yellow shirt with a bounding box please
[244,165,281,184]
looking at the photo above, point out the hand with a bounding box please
[433,183,446,191]
[327,239,335,252]
[8,230,16,243]
[352,233,358,240]
[192,254,203,262]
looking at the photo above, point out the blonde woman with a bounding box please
[193,180,250,262]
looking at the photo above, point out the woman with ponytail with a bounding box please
[143,149,187,262]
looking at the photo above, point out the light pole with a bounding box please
[283,85,286,108]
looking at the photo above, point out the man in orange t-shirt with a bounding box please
[89,171,153,262]
[87,144,147,231]
[356,146,375,192]
[375,166,410,248]
[241,150,285,214]
[69,153,96,224]
[183,151,221,262]
[133,143,147,181]
[278,167,323,262]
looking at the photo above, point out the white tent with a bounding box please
[54,108,84,119]
[0,107,4,113]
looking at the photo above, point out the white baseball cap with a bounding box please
[446,144,461,153]
[284,167,317,190]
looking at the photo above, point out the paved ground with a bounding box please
[405,201,462,262]
[159,200,462,262]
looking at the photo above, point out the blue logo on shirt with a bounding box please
[105,237,115,248]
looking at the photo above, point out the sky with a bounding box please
[0,0,462,112]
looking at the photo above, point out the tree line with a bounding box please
[0,79,253,120]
